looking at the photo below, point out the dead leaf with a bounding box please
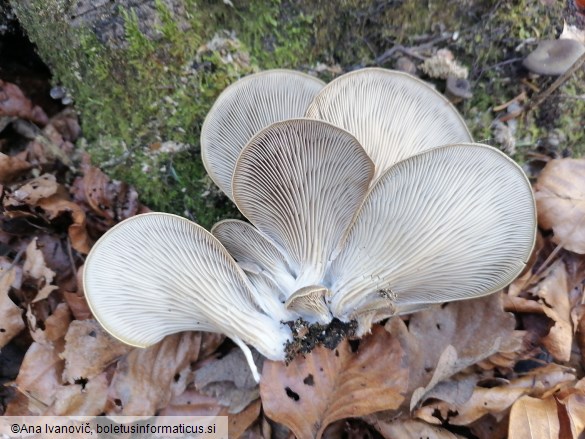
[0,261,25,348]
[60,319,131,382]
[10,174,60,204]
[407,294,518,409]
[529,259,573,362]
[71,165,141,233]
[260,325,408,439]
[508,395,559,439]
[0,79,48,125]
[555,379,585,438]
[575,304,585,367]
[194,348,260,413]
[4,174,92,253]
[30,302,71,344]
[15,341,64,411]
[228,400,262,439]
[47,373,109,416]
[23,238,58,302]
[372,418,465,439]
[37,197,91,253]
[158,388,229,416]
[0,153,31,184]
[534,158,585,254]
[415,364,576,426]
[107,332,206,415]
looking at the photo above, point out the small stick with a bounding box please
[492,91,527,112]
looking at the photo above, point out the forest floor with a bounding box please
[1,4,585,439]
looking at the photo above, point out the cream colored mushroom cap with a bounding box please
[329,143,536,320]
[201,69,325,199]
[232,118,374,290]
[306,68,473,179]
[83,212,290,362]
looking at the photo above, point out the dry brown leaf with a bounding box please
[575,304,585,367]
[15,341,64,411]
[529,259,573,362]
[47,372,109,416]
[37,197,91,254]
[228,400,262,439]
[4,176,93,254]
[158,388,229,417]
[107,332,206,415]
[260,325,408,439]
[23,238,58,302]
[555,380,585,438]
[407,294,518,409]
[60,319,131,382]
[62,291,92,320]
[0,261,25,348]
[63,265,92,320]
[71,165,141,233]
[194,348,261,414]
[30,302,71,344]
[415,364,576,426]
[508,395,559,439]
[0,152,31,184]
[468,414,509,439]
[0,79,48,125]
[10,174,60,204]
[534,158,585,254]
[372,418,465,439]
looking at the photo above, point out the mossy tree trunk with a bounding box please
[11,0,574,225]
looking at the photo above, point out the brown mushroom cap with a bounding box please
[523,39,585,75]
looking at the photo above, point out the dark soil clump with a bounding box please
[283,317,357,363]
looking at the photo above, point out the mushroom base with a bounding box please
[283,317,357,363]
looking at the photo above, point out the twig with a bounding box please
[500,50,585,122]
[492,91,527,112]
[0,248,26,283]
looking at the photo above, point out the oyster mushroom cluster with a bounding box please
[84,68,536,381]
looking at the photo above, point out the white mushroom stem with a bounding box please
[83,213,292,378]
[232,337,261,383]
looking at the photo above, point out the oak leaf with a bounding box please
[260,325,408,439]
[534,158,585,254]
[0,260,25,348]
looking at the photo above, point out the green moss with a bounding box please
[12,0,583,227]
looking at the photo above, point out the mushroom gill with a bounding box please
[201,70,325,200]
[305,68,473,179]
[328,143,536,332]
[83,212,292,381]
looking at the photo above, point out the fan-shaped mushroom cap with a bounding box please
[212,219,295,289]
[83,213,291,380]
[328,144,536,322]
[211,219,296,321]
[201,70,325,199]
[233,118,374,296]
[285,285,332,324]
[523,39,585,75]
[305,68,473,179]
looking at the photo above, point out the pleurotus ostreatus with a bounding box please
[84,68,537,381]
